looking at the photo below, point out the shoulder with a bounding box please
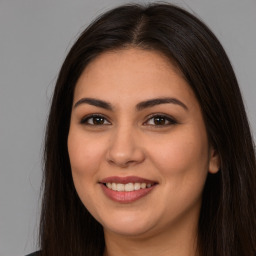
[26,252,40,256]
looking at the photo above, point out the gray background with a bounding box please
[0,0,255,255]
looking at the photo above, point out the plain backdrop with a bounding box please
[0,0,255,255]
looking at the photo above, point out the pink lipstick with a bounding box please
[99,176,157,203]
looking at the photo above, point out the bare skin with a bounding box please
[68,48,220,256]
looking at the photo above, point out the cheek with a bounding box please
[148,126,209,181]
[67,130,105,210]
[68,130,105,176]
[148,128,209,217]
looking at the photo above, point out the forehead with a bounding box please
[73,48,197,108]
[80,47,181,82]
[86,47,178,71]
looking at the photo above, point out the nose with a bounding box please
[106,126,145,168]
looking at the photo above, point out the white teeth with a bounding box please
[105,182,154,191]
[134,183,140,190]
[116,183,124,191]
[124,183,133,192]
[141,183,146,189]
[112,183,117,191]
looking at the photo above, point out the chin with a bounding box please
[99,213,156,237]
[104,222,153,237]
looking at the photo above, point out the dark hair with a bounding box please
[39,3,256,256]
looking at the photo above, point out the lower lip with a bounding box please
[100,184,155,203]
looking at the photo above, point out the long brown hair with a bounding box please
[39,3,256,256]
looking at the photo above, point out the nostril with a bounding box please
[106,136,146,167]
[106,158,135,168]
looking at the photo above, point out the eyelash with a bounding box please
[144,114,177,127]
[80,114,177,127]
[80,114,111,126]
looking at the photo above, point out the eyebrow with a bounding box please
[74,97,188,111]
[74,98,113,110]
[136,97,188,111]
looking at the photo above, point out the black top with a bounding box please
[26,252,39,256]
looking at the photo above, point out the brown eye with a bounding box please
[81,115,111,125]
[92,116,105,125]
[153,117,167,125]
[145,115,177,126]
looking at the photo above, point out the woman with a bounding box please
[29,3,256,256]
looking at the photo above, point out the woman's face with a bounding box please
[68,48,219,238]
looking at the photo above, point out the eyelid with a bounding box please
[143,113,177,126]
[80,114,111,125]
[79,113,177,126]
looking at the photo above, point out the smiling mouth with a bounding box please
[99,176,157,203]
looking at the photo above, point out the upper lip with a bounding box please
[100,176,157,184]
